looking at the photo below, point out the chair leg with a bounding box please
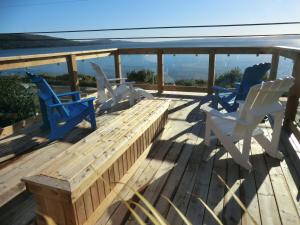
[48,130,62,141]
[129,94,135,106]
[242,133,252,162]
[211,95,218,109]
[211,122,252,170]
[39,98,50,130]
[254,133,284,159]
[88,102,97,130]
[205,116,212,146]
[270,111,284,157]
[253,111,284,160]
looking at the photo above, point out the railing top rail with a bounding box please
[118,46,275,55]
[275,45,300,53]
[1,46,300,62]
[0,48,118,62]
[1,45,300,71]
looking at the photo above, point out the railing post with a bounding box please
[157,50,164,93]
[67,55,79,91]
[114,51,122,82]
[284,53,300,128]
[270,52,279,80]
[207,52,216,95]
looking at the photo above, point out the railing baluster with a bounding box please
[67,55,79,91]
[270,52,279,80]
[114,51,122,82]
[207,52,216,95]
[157,50,164,93]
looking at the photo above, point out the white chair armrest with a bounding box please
[203,105,249,125]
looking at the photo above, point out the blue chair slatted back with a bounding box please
[236,63,271,101]
[26,72,69,118]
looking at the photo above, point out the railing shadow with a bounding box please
[0,100,132,165]
[101,137,283,225]
[99,98,298,225]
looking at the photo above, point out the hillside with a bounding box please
[0,33,116,49]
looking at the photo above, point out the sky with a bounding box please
[0,0,300,41]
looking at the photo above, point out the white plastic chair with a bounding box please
[204,77,294,170]
[90,62,153,110]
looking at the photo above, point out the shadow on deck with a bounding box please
[0,91,300,225]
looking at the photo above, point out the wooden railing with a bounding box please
[0,46,300,141]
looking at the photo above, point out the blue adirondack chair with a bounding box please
[26,72,96,141]
[212,63,271,112]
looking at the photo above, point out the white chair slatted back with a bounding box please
[90,62,116,103]
[234,77,294,136]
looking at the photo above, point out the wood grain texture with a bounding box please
[22,99,169,225]
[207,52,216,94]
[3,92,300,225]
[157,50,164,93]
[67,55,79,91]
[114,52,122,82]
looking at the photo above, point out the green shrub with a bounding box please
[41,73,96,87]
[215,67,242,88]
[175,79,205,86]
[0,77,36,127]
[127,69,156,83]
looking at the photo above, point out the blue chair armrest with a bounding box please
[234,82,241,89]
[48,97,95,108]
[212,85,235,94]
[57,91,81,100]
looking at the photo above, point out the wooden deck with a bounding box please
[1,92,300,225]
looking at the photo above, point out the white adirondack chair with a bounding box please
[90,62,153,110]
[204,77,294,170]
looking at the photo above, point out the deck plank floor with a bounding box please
[0,92,300,225]
[96,93,300,225]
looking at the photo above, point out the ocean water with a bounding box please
[0,39,297,80]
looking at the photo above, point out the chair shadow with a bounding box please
[2,93,299,225]
[100,94,293,225]
[102,143,283,225]
[0,125,93,167]
[0,98,133,165]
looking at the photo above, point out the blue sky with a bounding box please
[1,0,300,40]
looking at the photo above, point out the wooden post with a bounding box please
[157,50,164,93]
[269,52,279,80]
[284,54,300,128]
[67,55,79,91]
[114,51,122,82]
[207,52,216,95]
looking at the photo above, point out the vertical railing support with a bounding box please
[270,52,279,80]
[67,55,79,91]
[114,51,122,82]
[157,50,164,93]
[207,52,216,95]
[284,54,300,128]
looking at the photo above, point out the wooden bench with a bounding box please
[23,99,169,225]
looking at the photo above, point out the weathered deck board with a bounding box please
[202,148,227,225]
[262,123,300,225]
[96,93,300,225]
[0,100,131,208]
[1,91,300,225]
[95,100,188,225]
[223,152,242,225]
[251,142,282,225]
[185,147,216,225]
